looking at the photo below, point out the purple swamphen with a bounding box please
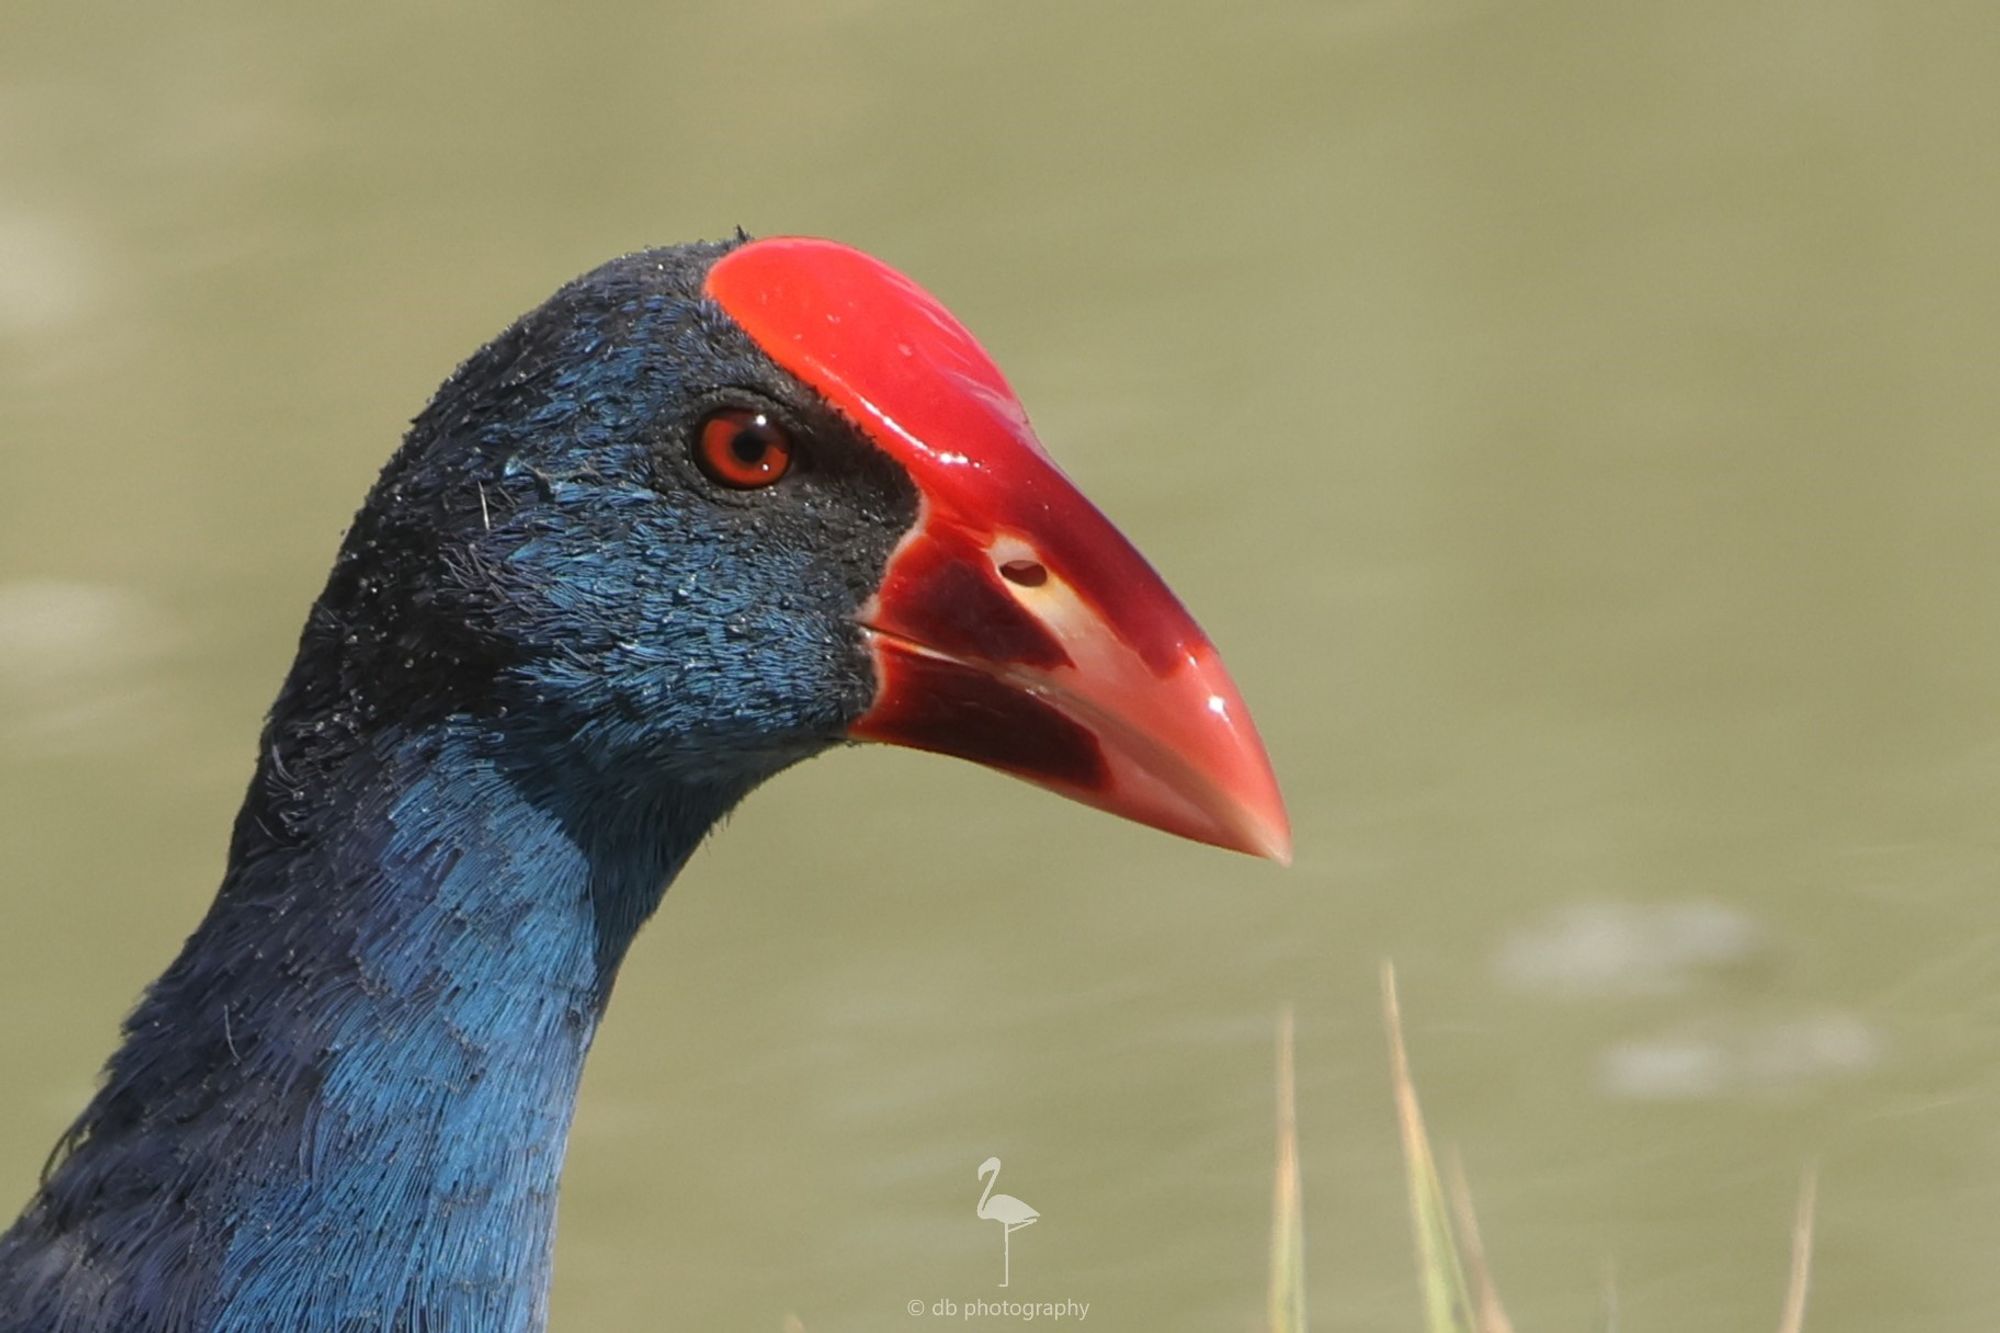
[0,236,1289,1331]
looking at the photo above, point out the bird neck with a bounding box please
[0,722,751,1333]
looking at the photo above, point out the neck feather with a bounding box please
[0,724,745,1333]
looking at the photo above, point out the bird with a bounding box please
[974,1157,1040,1288]
[0,234,1289,1332]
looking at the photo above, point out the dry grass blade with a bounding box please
[1268,1005,1309,1333]
[1776,1166,1818,1333]
[1382,962,1475,1333]
[1444,1150,1515,1333]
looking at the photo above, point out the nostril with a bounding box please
[999,559,1048,589]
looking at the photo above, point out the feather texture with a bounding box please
[0,238,914,1331]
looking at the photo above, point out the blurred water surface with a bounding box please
[2,3,1997,1329]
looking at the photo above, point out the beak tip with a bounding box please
[1238,807,1294,867]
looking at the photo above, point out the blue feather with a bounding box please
[0,240,915,1330]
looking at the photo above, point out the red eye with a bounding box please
[694,409,794,488]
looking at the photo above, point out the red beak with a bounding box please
[707,238,1291,863]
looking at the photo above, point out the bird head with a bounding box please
[312,236,1288,861]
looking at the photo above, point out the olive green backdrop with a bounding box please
[1,2,1994,1328]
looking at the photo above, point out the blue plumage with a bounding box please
[0,239,915,1330]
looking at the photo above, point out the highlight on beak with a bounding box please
[705,236,1291,863]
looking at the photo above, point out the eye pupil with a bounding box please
[695,409,795,489]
